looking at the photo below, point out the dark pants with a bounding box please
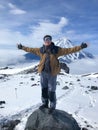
[40,71,57,109]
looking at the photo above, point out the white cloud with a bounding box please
[8,3,16,8]
[31,17,68,41]
[0,29,35,46]
[0,17,69,47]
[0,49,26,67]
[66,30,96,42]
[10,8,26,15]
[69,57,98,74]
[58,17,68,27]
[8,3,26,15]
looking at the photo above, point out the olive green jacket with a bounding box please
[22,45,82,75]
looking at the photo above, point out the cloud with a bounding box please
[0,49,26,67]
[66,30,95,41]
[31,17,68,41]
[69,56,98,74]
[58,17,68,27]
[8,3,26,15]
[0,17,69,47]
[0,29,34,47]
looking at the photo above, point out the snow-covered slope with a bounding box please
[0,62,38,75]
[55,38,94,63]
[0,65,98,130]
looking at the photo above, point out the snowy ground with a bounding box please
[0,63,98,130]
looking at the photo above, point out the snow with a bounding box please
[0,62,38,75]
[0,64,98,130]
[0,73,40,115]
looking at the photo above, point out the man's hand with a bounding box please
[17,43,23,49]
[81,42,88,49]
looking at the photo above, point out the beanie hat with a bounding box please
[43,35,52,41]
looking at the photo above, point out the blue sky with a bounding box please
[0,0,98,55]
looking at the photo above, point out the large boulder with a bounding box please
[25,108,80,130]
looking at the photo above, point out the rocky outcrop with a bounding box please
[25,108,80,130]
[0,101,5,106]
[0,119,20,130]
[91,86,98,90]
[0,101,6,109]
[60,62,69,73]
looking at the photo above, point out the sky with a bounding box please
[0,0,98,66]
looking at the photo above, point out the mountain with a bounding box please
[24,53,40,61]
[23,37,94,64]
[55,38,94,63]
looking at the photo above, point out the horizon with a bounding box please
[0,0,98,56]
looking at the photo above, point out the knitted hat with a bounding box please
[43,35,52,41]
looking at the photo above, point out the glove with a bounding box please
[81,42,87,49]
[17,43,23,49]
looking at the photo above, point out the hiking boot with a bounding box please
[39,104,48,110]
[48,108,55,114]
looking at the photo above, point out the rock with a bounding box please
[56,81,60,85]
[0,74,8,80]
[82,128,88,130]
[0,101,6,105]
[31,77,35,81]
[91,86,98,90]
[0,67,8,70]
[62,86,69,90]
[20,82,23,84]
[0,119,20,130]
[60,62,69,74]
[77,79,80,81]
[24,65,38,74]
[25,108,80,130]
[0,76,3,79]
[69,82,73,85]
[31,84,38,87]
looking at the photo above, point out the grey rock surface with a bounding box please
[25,108,80,130]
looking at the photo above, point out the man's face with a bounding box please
[44,37,52,46]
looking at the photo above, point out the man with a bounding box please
[17,35,88,114]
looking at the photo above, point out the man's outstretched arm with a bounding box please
[56,43,88,57]
[17,43,41,56]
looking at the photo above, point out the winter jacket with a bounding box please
[22,43,82,76]
[40,43,59,73]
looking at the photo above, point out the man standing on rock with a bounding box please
[17,35,88,114]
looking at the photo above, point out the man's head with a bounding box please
[43,35,52,46]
